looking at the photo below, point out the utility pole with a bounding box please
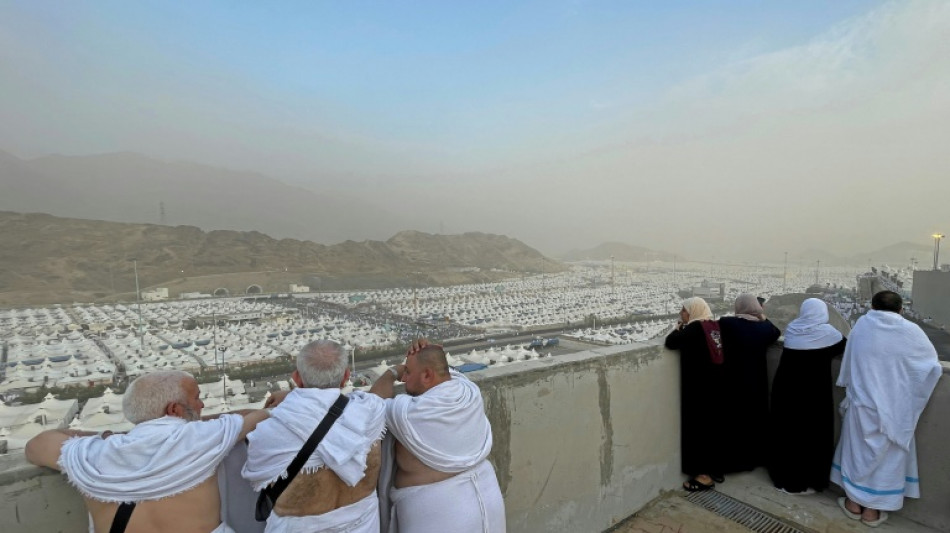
[783,251,788,293]
[610,255,615,295]
[815,260,820,285]
[131,259,144,355]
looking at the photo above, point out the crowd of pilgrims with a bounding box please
[665,293,845,494]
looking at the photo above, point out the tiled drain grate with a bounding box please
[684,490,807,533]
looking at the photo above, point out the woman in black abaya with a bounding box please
[718,294,781,473]
[665,297,727,491]
[768,298,846,494]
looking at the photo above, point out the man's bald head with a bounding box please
[414,345,449,377]
[403,344,451,396]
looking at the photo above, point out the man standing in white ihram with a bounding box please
[832,290,942,528]
[371,339,506,533]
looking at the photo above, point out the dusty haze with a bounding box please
[1,1,948,261]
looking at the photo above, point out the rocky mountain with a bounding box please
[0,211,564,307]
[561,241,678,262]
[0,149,402,244]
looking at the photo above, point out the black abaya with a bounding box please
[767,338,847,492]
[717,317,781,473]
[665,321,727,477]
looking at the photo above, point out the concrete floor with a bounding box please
[609,469,940,533]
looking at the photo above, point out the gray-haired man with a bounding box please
[26,370,268,533]
[242,340,387,533]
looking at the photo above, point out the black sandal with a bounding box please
[711,474,725,483]
[683,477,715,492]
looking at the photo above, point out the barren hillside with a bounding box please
[0,211,564,307]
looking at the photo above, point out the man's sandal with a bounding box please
[862,511,889,528]
[683,477,715,492]
[837,497,861,520]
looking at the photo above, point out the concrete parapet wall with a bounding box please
[474,343,682,533]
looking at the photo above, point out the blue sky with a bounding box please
[3,1,949,258]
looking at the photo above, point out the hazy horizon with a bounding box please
[3,1,949,260]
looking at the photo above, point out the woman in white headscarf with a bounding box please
[665,297,727,491]
[767,298,846,494]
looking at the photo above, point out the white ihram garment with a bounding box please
[59,415,244,502]
[830,310,941,510]
[262,493,379,533]
[384,370,505,533]
[243,389,386,533]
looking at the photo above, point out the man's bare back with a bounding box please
[85,476,222,533]
[273,442,382,516]
[393,439,457,488]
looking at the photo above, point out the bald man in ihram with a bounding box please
[371,340,506,532]
[25,370,269,533]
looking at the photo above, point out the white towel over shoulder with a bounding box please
[242,389,386,491]
[59,415,244,502]
[837,310,941,450]
[386,370,492,472]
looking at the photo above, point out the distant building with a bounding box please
[142,288,168,301]
[289,284,310,293]
[180,291,212,299]
[691,280,725,301]
[912,270,950,326]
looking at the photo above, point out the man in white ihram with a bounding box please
[832,290,942,528]
[26,370,269,533]
[242,340,387,532]
[371,339,506,533]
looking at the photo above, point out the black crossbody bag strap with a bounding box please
[109,502,136,533]
[255,393,349,521]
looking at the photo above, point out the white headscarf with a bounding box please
[682,297,713,324]
[784,298,843,350]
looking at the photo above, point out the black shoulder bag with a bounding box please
[109,502,136,533]
[255,394,349,521]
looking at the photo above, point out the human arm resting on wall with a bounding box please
[24,428,102,470]
[369,363,406,399]
[665,326,686,349]
[238,409,270,441]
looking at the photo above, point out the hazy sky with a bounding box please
[2,1,949,259]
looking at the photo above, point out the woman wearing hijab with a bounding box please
[768,298,846,494]
[718,294,781,474]
[665,297,727,491]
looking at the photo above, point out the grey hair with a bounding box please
[123,370,194,424]
[297,340,348,388]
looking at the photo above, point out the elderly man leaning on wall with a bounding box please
[25,370,269,533]
[242,340,387,533]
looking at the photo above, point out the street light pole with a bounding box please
[933,234,945,271]
[131,259,144,354]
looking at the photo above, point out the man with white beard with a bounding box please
[26,370,268,533]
